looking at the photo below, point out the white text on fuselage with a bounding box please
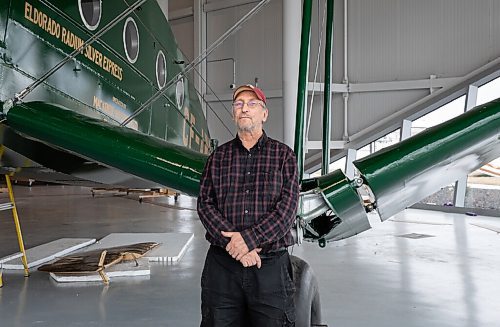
[24,1,123,81]
[93,96,138,130]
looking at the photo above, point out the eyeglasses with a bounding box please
[232,99,265,110]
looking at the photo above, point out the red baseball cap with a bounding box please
[232,84,267,104]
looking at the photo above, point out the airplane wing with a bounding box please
[354,99,500,221]
[3,100,207,196]
[299,99,500,244]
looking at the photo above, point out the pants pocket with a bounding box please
[284,307,296,326]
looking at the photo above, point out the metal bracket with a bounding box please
[295,217,304,245]
[2,98,14,115]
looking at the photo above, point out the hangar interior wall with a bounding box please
[168,0,500,173]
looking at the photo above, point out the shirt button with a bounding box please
[246,190,250,193]
[244,210,249,214]
[248,154,252,157]
[247,171,251,175]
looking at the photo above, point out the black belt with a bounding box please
[259,249,287,259]
[210,245,287,259]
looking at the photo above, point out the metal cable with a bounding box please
[191,67,234,137]
[192,67,233,117]
[306,0,327,139]
[13,0,147,103]
[120,0,272,127]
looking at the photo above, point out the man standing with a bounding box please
[197,84,299,326]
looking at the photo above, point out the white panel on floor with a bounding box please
[86,233,194,263]
[0,252,23,264]
[49,258,150,283]
[0,238,96,269]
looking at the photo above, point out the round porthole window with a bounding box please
[176,77,185,109]
[78,0,101,31]
[123,17,139,64]
[156,51,167,89]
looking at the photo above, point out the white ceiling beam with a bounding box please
[204,0,260,13]
[350,77,459,92]
[308,82,347,93]
[308,77,460,94]
[348,58,500,144]
[205,76,461,102]
[306,140,346,150]
[305,56,500,172]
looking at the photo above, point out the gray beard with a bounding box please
[237,124,256,133]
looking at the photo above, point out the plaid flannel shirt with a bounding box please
[197,132,299,253]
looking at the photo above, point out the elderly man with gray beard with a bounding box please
[197,84,299,326]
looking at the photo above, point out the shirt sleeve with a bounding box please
[197,153,236,246]
[240,149,299,251]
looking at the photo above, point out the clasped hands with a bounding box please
[221,231,262,268]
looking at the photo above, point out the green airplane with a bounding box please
[2,0,499,245]
[0,0,209,191]
[1,1,499,325]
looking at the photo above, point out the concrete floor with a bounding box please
[1,185,499,327]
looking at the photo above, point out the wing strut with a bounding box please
[294,0,313,183]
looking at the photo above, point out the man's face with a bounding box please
[232,91,268,133]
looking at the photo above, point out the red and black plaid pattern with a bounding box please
[197,132,299,253]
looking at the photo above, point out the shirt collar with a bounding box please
[234,130,268,151]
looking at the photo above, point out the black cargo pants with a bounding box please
[201,245,295,326]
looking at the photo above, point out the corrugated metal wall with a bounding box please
[345,0,500,129]
[169,0,500,162]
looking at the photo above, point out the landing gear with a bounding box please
[291,255,326,327]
